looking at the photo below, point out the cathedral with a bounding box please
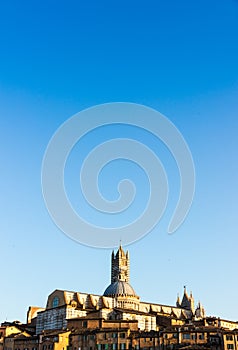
[1,246,238,350]
[32,245,205,334]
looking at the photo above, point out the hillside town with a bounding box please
[1,246,237,350]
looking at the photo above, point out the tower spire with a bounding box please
[176,293,180,307]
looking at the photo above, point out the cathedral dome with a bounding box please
[103,281,136,297]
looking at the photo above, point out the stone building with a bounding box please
[35,245,196,335]
[39,330,70,350]
[1,245,238,350]
[68,316,162,350]
[1,322,37,350]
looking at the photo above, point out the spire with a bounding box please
[195,301,205,319]
[116,243,126,258]
[176,293,180,307]
[118,240,123,254]
[181,285,193,312]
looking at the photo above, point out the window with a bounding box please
[182,334,190,340]
[227,345,234,350]
[120,344,126,350]
[226,336,233,341]
[198,334,204,340]
[112,344,118,350]
[112,333,118,339]
[120,333,126,339]
[83,321,88,328]
[52,297,59,308]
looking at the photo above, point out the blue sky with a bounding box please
[0,0,238,322]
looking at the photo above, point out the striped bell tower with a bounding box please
[111,245,130,283]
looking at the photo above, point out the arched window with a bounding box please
[52,296,59,308]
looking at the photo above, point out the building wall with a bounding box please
[27,307,45,325]
[36,307,87,335]
[223,332,238,350]
[39,331,70,350]
[3,319,238,350]
[14,337,39,350]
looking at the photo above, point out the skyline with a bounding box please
[0,0,238,323]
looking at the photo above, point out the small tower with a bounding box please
[195,301,206,319]
[111,244,130,283]
[180,286,195,313]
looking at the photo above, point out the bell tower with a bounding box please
[111,245,130,283]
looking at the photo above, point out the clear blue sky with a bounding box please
[0,0,238,322]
